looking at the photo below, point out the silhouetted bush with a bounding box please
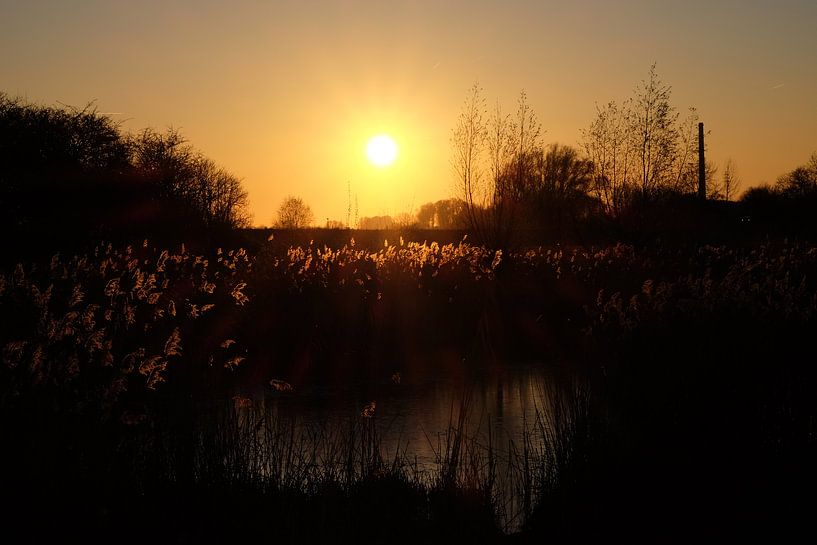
[736,152,817,240]
[0,94,249,262]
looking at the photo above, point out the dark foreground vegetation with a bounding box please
[3,238,817,543]
[3,90,817,543]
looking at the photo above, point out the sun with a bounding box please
[366,134,398,167]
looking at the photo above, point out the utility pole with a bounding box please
[698,122,706,200]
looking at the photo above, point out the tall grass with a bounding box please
[3,239,817,542]
[111,389,508,543]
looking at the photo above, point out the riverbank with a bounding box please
[2,239,816,542]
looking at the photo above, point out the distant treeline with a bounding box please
[4,88,817,263]
[445,66,817,247]
[0,93,249,260]
[741,154,817,237]
[356,142,817,247]
[357,198,468,230]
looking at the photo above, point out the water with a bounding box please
[246,364,555,471]
[220,363,577,530]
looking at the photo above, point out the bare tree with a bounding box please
[130,128,197,201]
[497,92,542,239]
[775,152,817,197]
[189,158,250,228]
[275,196,314,228]
[632,64,679,196]
[582,99,635,216]
[509,91,543,194]
[486,101,515,199]
[497,144,595,234]
[0,94,133,243]
[583,64,701,215]
[719,159,741,201]
[452,85,542,247]
[671,108,702,193]
[393,211,417,229]
[452,84,488,241]
[131,128,249,229]
[481,99,517,245]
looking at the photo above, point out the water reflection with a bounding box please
[249,365,552,472]
[225,364,574,530]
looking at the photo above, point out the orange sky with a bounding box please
[2,1,816,226]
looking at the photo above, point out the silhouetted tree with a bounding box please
[0,94,130,174]
[0,94,251,259]
[693,161,722,200]
[0,94,132,253]
[775,152,817,197]
[503,144,597,235]
[190,158,250,229]
[452,84,487,240]
[452,85,542,247]
[130,128,249,231]
[275,196,313,228]
[358,215,395,230]
[393,211,418,229]
[414,198,468,229]
[720,159,741,201]
[582,99,633,216]
[582,65,701,216]
[416,202,437,228]
[631,65,679,196]
[434,198,468,228]
[671,108,705,194]
[737,152,817,238]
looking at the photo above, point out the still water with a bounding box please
[228,364,571,529]
[244,365,557,470]
[221,362,591,531]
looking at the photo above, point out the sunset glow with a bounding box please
[2,1,816,226]
[366,134,398,167]
[4,2,817,541]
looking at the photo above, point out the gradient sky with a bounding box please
[2,0,816,226]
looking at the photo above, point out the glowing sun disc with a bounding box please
[366,134,398,167]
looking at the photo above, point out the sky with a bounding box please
[2,0,816,226]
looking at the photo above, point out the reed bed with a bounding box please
[3,238,817,542]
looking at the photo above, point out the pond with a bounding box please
[253,365,554,467]
[225,363,587,530]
